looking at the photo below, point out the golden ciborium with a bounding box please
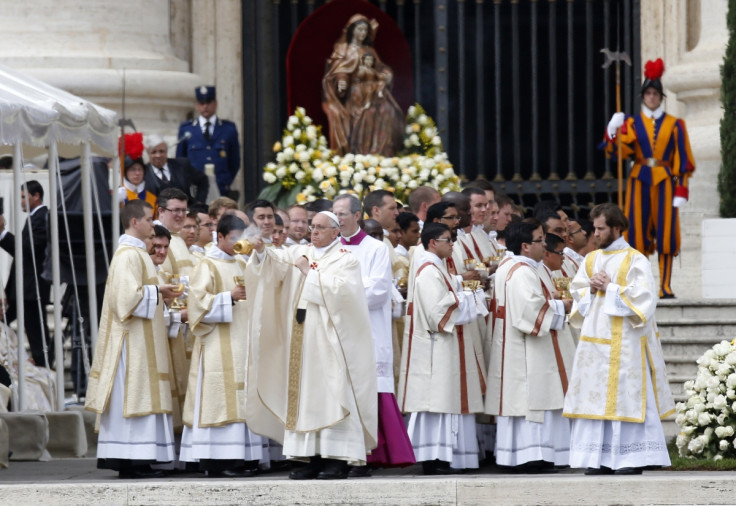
[553,277,572,299]
[464,258,478,270]
[397,276,408,290]
[462,280,480,291]
[233,239,254,256]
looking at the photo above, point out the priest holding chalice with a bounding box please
[180,213,266,477]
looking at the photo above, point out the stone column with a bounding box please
[640,0,726,298]
[189,0,244,203]
[0,0,200,147]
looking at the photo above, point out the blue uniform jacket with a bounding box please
[176,117,241,194]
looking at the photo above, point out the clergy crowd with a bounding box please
[84,177,674,479]
[0,59,689,480]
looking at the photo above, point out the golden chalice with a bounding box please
[233,275,247,300]
[553,277,572,299]
[397,276,408,289]
[464,258,478,270]
[169,281,187,310]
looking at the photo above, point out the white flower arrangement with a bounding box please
[260,105,462,206]
[675,339,736,459]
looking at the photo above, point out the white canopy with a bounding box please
[0,62,117,152]
[0,62,120,412]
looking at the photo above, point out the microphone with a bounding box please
[173,131,192,146]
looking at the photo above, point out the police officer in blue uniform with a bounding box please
[176,86,241,197]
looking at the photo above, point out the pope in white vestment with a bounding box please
[335,194,415,469]
[563,219,674,473]
[246,212,377,479]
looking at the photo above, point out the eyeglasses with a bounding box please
[201,222,216,229]
[308,225,337,232]
[161,207,188,216]
[434,238,454,243]
[182,225,199,231]
[546,249,565,256]
[441,215,461,221]
[526,239,544,244]
[569,228,584,236]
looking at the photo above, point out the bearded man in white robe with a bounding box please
[246,211,377,480]
[563,203,673,475]
[85,200,180,479]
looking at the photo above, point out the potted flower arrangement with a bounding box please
[675,339,736,460]
[259,104,462,207]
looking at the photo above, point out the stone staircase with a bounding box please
[657,299,736,437]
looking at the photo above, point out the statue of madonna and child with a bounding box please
[322,14,405,156]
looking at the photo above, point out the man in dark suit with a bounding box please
[0,180,52,368]
[176,86,241,198]
[145,134,209,203]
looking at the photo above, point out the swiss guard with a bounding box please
[602,58,696,299]
[176,85,241,198]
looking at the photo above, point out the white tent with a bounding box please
[0,62,119,411]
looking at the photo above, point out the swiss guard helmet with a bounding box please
[641,58,665,97]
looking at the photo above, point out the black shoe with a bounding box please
[206,468,257,478]
[585,466,614,475]
[423,459,465,475]
[515,461,557,474]
[268,460,293,472]
[661,293,676,299]
[317,459,349,480]
[432,465,467,475]
[119,465,166,479]
[614,467,643,475]
[289,459,323,480]
[348,465,372,478]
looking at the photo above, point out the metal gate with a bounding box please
[242,0,640,219]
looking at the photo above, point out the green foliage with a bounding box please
[718,0,736,217]
[668,441,736,471]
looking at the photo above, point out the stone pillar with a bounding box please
[190,0,244,203]
[640,0,726,298]
[0,0,201,142]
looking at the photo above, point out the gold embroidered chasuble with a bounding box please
[162,234,196,430]
[244,241,378,451]
[85,245,172,417]
[562,243,674,422]
[183,253,248,428]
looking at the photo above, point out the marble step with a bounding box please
[659,335,734,356]
[655,298,736,321]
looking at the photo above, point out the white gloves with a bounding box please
[673,186,689,208]
[607,112,626,139]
